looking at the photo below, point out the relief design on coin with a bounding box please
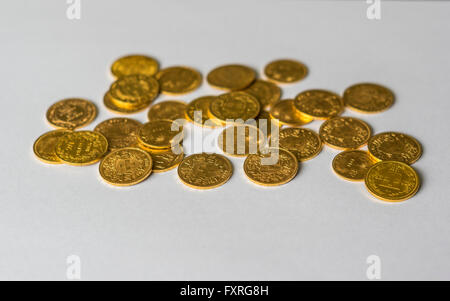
[278,128,322,162]
[111,55,159,78]
[46,98,97,130]
[319,117,371,150]
[150,147,184,173]
[148,100,187,122]
[368,132,422,165]
[244,79,281,109]
[332,150,374,181]
[185,96,219,127]
[156,66,202,94]
[138,120,184,149]
[110,74,159,108]
[55,131,108,165]
[344,83,394,113]
[207,64,256,91]
[294,90,343,119]
[209,91,260,123]
[269,99,313,127]
[264,59,308,83]
[94,118,142,152]
[33,130,71,164]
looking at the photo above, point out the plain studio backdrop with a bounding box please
[0,0,449,280]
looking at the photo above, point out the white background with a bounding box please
[0,0,449,280]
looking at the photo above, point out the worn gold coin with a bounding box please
[244,148,298,186]
[368,132,422,165]
[218,124,265,157]
[110,74,159,109]
[111,54,159,78]
[264,59,307,83]
[148,100,186,123]
[332,150,374,181]
[185,96,220,128]
[277,128,322,162]
[177,153,233,189]
[207,64,256,91]
[243,79,281,109]
[155,66,202,95]
[99,147,152,186]
[319,117,371,150]
[294,90,343,120]
[103,91,149,114]
[55,131,108,165]
[209,92,260,125]
[365,161,420,201]
[147,146,184,173]
[46,98,97,130]
[33,130,71,164]
[344,83,394,113]
[138,120,184,149]
[269,99,313,126]
[94,118,142,152]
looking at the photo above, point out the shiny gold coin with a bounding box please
[244,79,281,110]
[269,99,313,127]
[368,132,422,165]
[277,128,322,162]
[94,118,142,152]
[111,54,159,78]
[109,74,159,109]
[264,59,307,83]
[365,161,420,201]
[294,90,343,120]
[177,153,233,189]
[148,100,186,123]
[319,117,371,150]
[103,91,150,114]
[55,131,108,166]
[148,146,184,173]
[332,150,374,181]
[209,92,260,125]
[244,148,298,186]
[46,98,97,130]
[207,64,256,91]
[99,147,152,186]
[155,66,202,95]
[33,129,71,164]
[256,110,279,138]
[138,120,184,149]
[218,124,265,157]
[344,83,394,113]
[185,96,220,128]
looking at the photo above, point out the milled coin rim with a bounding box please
[319,116,372,150]
[33,129,72,164]
[343,82,395,114]
[155,66,202,95]
[331,150,374,182]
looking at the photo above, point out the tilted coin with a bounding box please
[264,59,307,83]
[155,66,202,95]
[319,117,371,150]
[256,110,279,138]
[207,64,256,91]
[365,161,420,201]
[46,98,97,130]
[344,83,394,113]
[218,124,265,157]
[110,74,159,109]
[148,100,186,122]
[138,120,184,149]
[294,90,343,120]
[277,128,322,162]
[99,147,152,186]
[177,153,233,189]
[55,131,108,165]
[94,117,142,152]
[111,54,159,78]
[148,146,184,173]
[244,148,299,186]
[185,95,219,128]
[368,132,422,165]
[103,91,150,114]
[269,99,313,127]
[33,129,71,164]
[209,91,260,125]
[243,79,281,109]
[332,150,374,181]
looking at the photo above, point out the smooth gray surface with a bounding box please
[0,0,449,280]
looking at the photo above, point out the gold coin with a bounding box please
[294,90,343,120]
[99,147,152,186]
[33,129,71,164]
[319,117,372,150]
[155,66,202,95]
[94,118,142,152]
[177,153,233,189]
[207,64,256,91]
[277,128,322,162]
[244,148,298,186]
[244,79,281,110]
[332,150,374,181]
[218,124,265,157]
[103,91,149,114]
[109,74,159,109]
[344,83,394,113]
[264,59,307,83]
[55,131,108,166]
[148,146,184,173]
[148,100,186,122]
[368,132,422,165]
[46,98,97,130]
[185,96,220,128]
[209,91,260,125]
[256,110,279,138]
[365,161,420,201]
[269,99,313,126]
[111,54,159,78]
[138,120,184,149]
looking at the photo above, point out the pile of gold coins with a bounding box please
[33,54,422,201]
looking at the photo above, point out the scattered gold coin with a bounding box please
[103,91,149,114]
[344,83,394,113]
[294,90,343,120]
[243,79,281,109]
[148,146,184,173]
[55,131,108,166]
[46,98,97,130]
[148,100,186,122]
[33,129,71,164]
[111,54,159,78]
[209,91,260,125]
[218,124,265,157]
[256,110,279,138]
[264,59,307,83]
[185,96,220,128]
[332,150,374,181]
[319,117,372,150]
[94,118,142,152]
[269,99,313,126]
[207,64,256,91]
[138,120,184,150]
[277,128,322,162]
[155,66,202,95]
[109,74,159,109]
[368,132,422,165]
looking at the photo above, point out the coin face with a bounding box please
[264,59,307,83]
[294,90,343,119]
[278,128,322,162]
[243,79,281,109]
[99,148,152,186]
[148,100,186,122]
[344,83,394,113]
[218,124,265,157]
[269,99,313,126]
[368,132,422,164]
[110,74,159,109]
[138,120,184,149]
[207,64,256,91]
[94,118,142,152]
[155,66,202,95]
[244,148,298,186]
[177,153,233,189]
[111,55,159,78]
[319,117,371,150]
[332,150,374,181]
[33,130,71,164]
[365,161,420,201]
[149,146,184,173]
[185,96,219,128]
[209,92,260,124]
[46,98,97,130]
[103,91,150,114]
[55,131,108,165]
